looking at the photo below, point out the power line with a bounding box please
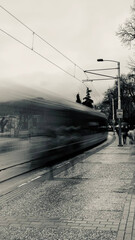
[0,28,31,50]
[0,5,105,101]
[0,5,83,72]
[84,72,104,101]
[0,27,83,84]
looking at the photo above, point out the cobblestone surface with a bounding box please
[0,134,135,240]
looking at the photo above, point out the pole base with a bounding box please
[118,144,123,147]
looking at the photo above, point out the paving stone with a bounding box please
[118,225,126,231]
[0,137,135,240]
[124,233,132,240]
[116,231,125,240]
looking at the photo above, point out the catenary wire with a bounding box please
[0,28,83,84]
[84,72,103,102]
[0,4,103,100]
[0,5,83,72]
[0,4,89,90]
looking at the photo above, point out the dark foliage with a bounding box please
[82,88,93,108]
[76,93,81,104]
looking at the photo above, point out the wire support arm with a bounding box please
[82,78,115,82]
[84,67,118,72]
[84,71,117,79]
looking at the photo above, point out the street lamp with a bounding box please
[97,59,123,146]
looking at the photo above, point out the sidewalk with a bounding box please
[116,138,135,240]
[0,134,135,240]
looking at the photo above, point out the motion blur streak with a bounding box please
[0,83,108,181]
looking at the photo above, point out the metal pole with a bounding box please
[112,98,115,135]
[117,62,122,146]
[117,62,121,109]
[97,59,123,146]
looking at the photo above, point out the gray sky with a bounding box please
[0,0,134,104]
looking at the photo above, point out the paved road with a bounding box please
[0,134,135,240]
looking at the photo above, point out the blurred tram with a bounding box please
[0,83,108,170]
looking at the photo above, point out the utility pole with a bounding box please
[112,98,115,135]
[83,59,123,146]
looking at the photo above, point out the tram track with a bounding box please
[0,135,115,184]
[0,133,115,201]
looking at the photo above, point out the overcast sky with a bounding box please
[0,0,134,104]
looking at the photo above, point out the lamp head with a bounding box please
[97,59,104,62]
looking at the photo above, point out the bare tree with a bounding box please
[116,5,135,47]
[97,74,135,126]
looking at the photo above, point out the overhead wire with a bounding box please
[0,5,103,101]
[0,5,83,73]
[84,72,103,103]
[0,28,81,81]
[0,5,84,72]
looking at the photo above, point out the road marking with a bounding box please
[29,176,41,182]
[18,176,41,188]
[18,183,27,187]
